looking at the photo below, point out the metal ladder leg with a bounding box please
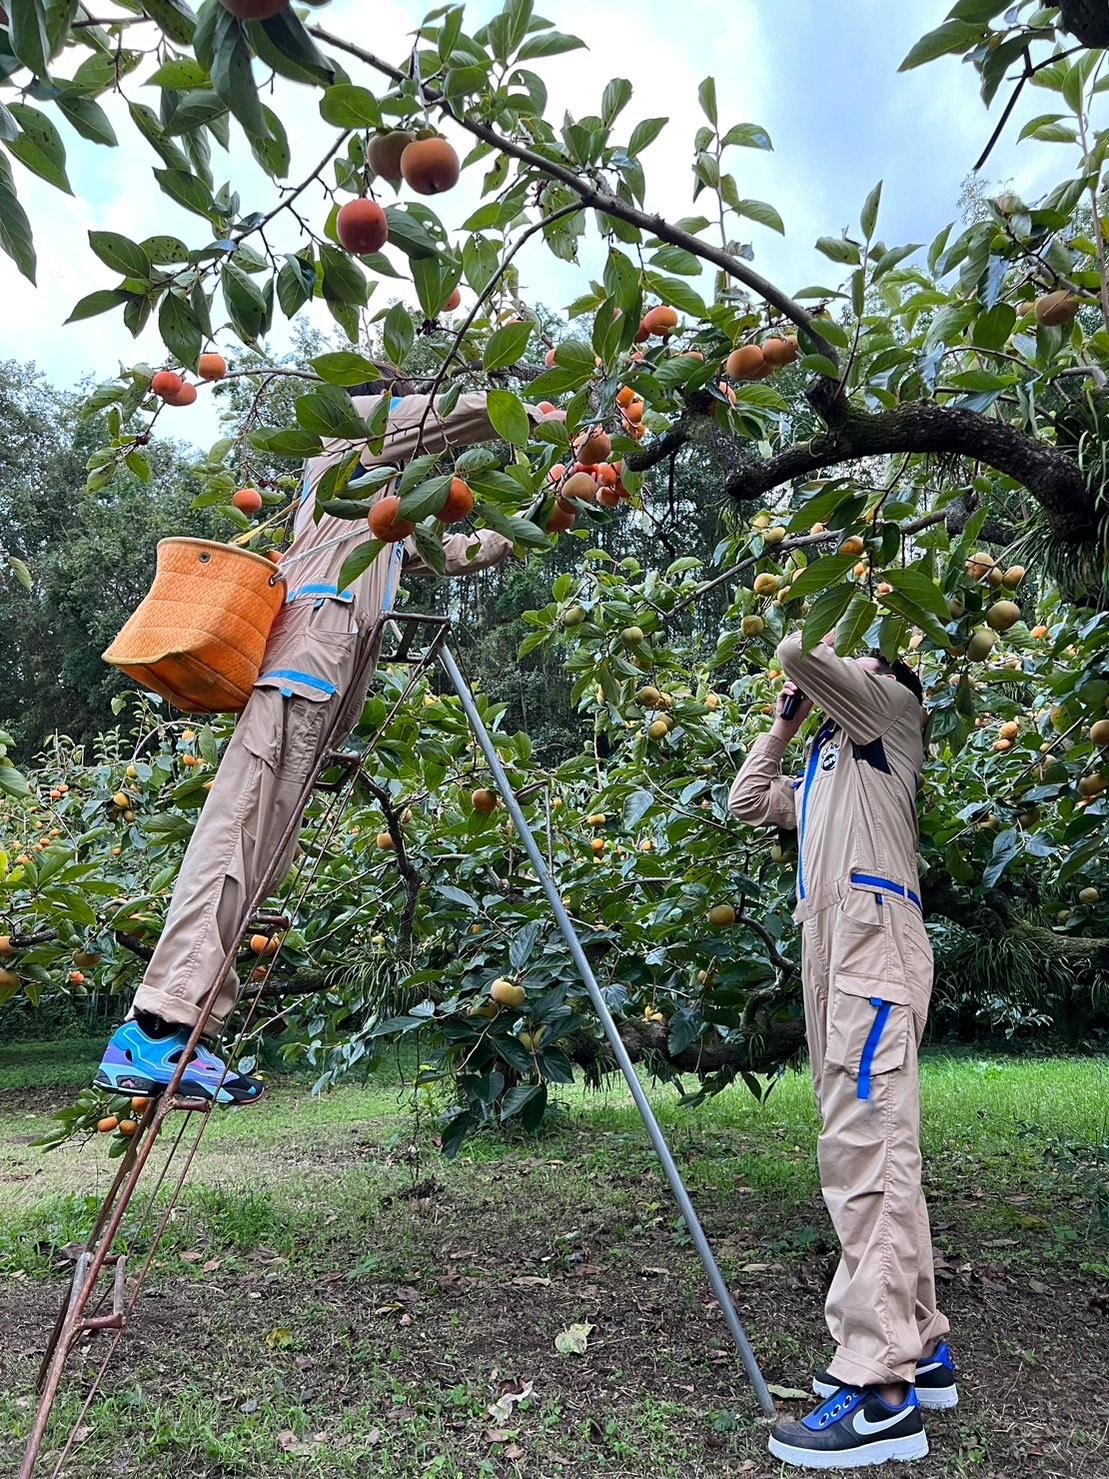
[436,642,775,1417]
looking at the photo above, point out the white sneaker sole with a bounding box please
[813,1377,959,1411]
[768,1430,929,1469]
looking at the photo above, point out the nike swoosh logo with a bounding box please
[916,1361,943,1374]
[854,1409,912,1436]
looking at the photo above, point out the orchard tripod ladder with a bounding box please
[19,612,773,1479]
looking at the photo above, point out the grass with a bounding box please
[0,1040,1106,1477]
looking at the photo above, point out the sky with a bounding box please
[0,1,1083,447]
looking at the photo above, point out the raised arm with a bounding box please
[728,733,798,830]
[358,392,560,467]
[403,527,513,578]
[776,631,899,744]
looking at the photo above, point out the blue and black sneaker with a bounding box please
[814,1343,958,1410]
[94,1019,264,1106]
[769,1386,928,1470]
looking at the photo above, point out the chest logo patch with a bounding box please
[820,745,840,772]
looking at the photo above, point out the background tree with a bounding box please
[1,0,1108,1147]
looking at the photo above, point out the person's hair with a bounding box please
[870,650,924,706]
[347,361,415,399]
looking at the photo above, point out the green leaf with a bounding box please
[484,319,533,372]
[56,94,117,147]
[210,7,269,140]
[899,20,983,70]
[89,230,151,279]
[972,301,1016,351]
[7,554,32,592]
[8,0,52,79]
[486,388,531,446]
[250,104,290,179]
[248,427,325,459]
[247,8,339,88]
[338,538,385,594]
[882,564,950,623]
[835,593,877,655]
[860,180,882,240]
[802,584,855,649]
[516,30,584,60]
[6,102,71,193]
[627,117,668,155]
[142,0,197,45]
[312,351,382,387]
[319,83,381,130]
[383,205,441,260]
[875,588,950,649]
[601,77,632,125]
[399,474,452,522]
[383,301,415,367]
[872,243,922,280]
[409,520,447,575]
[787,554,856,601]
[66,288,129,323]
[278,252,316,317]
[815,235,860,265]
[697,76,717,125]
[0,154,36,282]
[295,385,368,440]
[158,293,202,368]
[734,197,785,235]
[319,244,367,304]
[153,167,214,219]
[221,261,268,342]
[719,122,772,150]
[148,58,210,89]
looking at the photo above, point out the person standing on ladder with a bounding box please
[729,626,955,1470]
[94,368,564,1106]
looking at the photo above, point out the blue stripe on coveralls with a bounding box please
[796,737,825,901]
[850,871,923,913]
[857,998,893,1100]
[285,583,354,604]
[258,669,337,696]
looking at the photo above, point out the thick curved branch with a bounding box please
[726,396,1097,542]
[570,1016,805,1076]
[309,27,837,362]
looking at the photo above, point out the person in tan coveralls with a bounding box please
[95,375,561,1106]
[730,627,955,1470]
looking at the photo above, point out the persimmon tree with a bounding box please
[2,0,1109,1145]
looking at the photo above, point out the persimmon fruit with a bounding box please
[440,477,473,523]
[369,494,415,543]
[232,488,263,515]
[367,130,416,183]
[400,136,461,195]
[337,198,389,255]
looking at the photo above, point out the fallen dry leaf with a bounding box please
[555,1322,594,1355]
[767,1383,809,1401]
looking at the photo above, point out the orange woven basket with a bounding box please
[103,538,286,714]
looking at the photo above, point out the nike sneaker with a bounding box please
[769,1385,928,1470]
[94,1020,264,1106]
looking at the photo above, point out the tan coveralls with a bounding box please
[133,392,525,1036]
[729,633,948,1387]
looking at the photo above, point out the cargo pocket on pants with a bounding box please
[825,978,911,1100]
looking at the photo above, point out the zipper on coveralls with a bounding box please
[857,998,893,1100]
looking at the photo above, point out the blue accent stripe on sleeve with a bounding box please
[258,669,337,696]
[857,998,893,1100]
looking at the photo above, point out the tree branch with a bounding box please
[726,394,1098,542]
[308,26,838,361]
